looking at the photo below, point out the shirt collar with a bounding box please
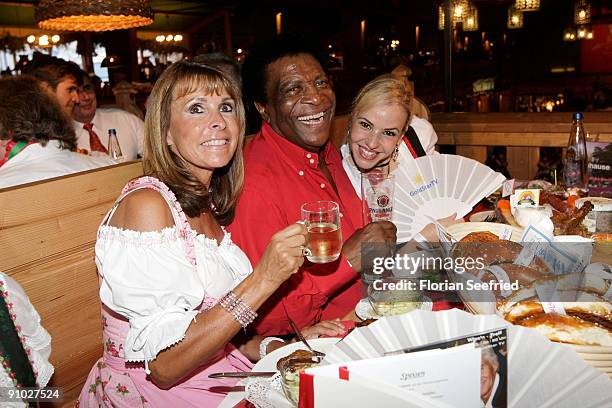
[260,122,335,170]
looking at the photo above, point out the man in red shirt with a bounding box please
[228,37,396,339]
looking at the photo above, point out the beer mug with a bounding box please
[300,201,342,263]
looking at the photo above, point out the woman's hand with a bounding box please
[254,223,307,289]
[299,319,346,340]
[419,213,464,242]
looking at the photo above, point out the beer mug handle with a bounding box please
[295,220,311,258]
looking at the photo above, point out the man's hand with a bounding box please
[342,221,397,272]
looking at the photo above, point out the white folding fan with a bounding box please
[323,309,612,408]
[392,154,506,242]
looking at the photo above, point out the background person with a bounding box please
[72,70,144,160]
[391,64,439,156]
[24,53,82,116]
[78,60,308,407]
[229,36,396,339]
[0,76,114,188]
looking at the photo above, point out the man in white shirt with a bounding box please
[0,76,115,189]
[391,64,438,156]
[72,72,144,160]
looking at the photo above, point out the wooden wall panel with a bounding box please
[0,162,143,407]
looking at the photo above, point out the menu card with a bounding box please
[300,344,480,408]
[387,327,508,408]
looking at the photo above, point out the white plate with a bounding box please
[254,338,339,372]
[354,296,432,320]
[468,210,495,222]
[219,338,339,408]
[446,221,524,242]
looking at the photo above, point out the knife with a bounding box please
[208,371,276,378]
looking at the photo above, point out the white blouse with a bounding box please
[96,222,252,364]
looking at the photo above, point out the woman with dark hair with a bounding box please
[78,60,307,407]
[0,76,114,188]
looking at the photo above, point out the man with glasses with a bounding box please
[72,70,144,160]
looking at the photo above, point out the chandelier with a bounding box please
[438,1,474,30]
[574,0,591,25]
[36,0,153,32]
[463,4,479,32]
[26,34,61,48]
[507,6,523,29]
[514,0,540,12]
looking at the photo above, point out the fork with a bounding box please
[287,316,326,358]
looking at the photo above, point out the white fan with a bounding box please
[323,309,612,408]
[392,154,506,242]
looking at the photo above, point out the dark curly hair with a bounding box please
[0,75,77,150]
[241,35,328,134]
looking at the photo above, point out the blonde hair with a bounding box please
[143,60,245,225]
[349,74,412,137]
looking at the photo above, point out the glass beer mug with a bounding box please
[300,201,342,263]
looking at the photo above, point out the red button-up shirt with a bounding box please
[228,123,363,336]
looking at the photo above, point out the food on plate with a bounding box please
[451,233,551,275]
[497,282,612,346]
[496,199,520,227]
[540,191,594,236]
[459,231,500,243]
[516,313,612,346]
[278,350,321,405]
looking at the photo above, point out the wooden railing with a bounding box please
[0,161,143,407]
[431,112,612,180]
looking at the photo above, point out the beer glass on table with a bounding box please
[300,201,342,263]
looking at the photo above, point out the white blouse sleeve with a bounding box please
[0,272,54,388]
[97,228,204,363]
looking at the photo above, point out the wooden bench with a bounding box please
[0,161,143,407]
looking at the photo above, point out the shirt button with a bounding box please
[320,183,325,189]
[309,159,315,164]
[306,153,312,159]
[339,212,344,218]
[298,170,304,176]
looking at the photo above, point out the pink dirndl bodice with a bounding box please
[77,176,253,408]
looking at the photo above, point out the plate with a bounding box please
[254,338,339,372]
[468,210,495,222]
[446,221,524,242]
[354,296,432,320]
[219,338,339,408]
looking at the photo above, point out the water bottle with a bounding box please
[563,112,588,191]
[107,129,124,162]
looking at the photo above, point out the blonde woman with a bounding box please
[78,61,307,407]
[341,74,457,241]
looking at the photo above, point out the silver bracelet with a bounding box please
[259,337,286,360]
[219,291,258,329]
